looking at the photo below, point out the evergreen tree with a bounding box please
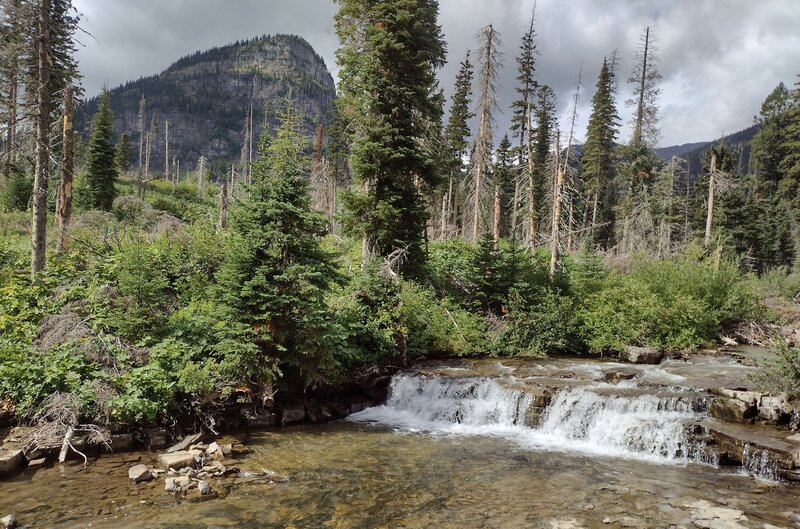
[84,90,118,210]
[493,135,514,241]
[115,132,132,174]
[215,98,341,386]
[750,82,792,194]
[440,52,474,239]
[782,78,800,185]
[532,85,557,236]
[335,0,446,276]
[580,57,620,249]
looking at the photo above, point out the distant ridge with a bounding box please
[82,34,336,172]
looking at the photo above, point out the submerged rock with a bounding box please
[197,480,211,496]
[603,368,639,384]
[128,464,153,483]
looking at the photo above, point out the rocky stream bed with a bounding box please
[0,349,799,528]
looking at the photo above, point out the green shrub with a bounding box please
[402,281,488,357]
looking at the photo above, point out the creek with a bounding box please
[1,354,798,528]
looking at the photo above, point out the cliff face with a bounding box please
[83,34,336,171]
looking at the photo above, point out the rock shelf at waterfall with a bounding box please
[350,355,800,482]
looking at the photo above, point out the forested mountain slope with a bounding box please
[81,34,336,169]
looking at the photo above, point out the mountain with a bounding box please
[655,125,759,177]
[82,34,336,173]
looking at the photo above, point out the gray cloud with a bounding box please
[74,0,800,147]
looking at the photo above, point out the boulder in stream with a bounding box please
[602,368,639,384]
[1,515,16,529]
[710,398,756,423]
[128,464,154,483]
[159,450,198,470]
[620,346,663,364]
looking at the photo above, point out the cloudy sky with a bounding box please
[73,0,800,148]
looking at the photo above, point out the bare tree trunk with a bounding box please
[248,103,254,185]
[197,155,206,198]
[492,182,502,247]
[470,24,500,242]
[566,196,574,251]
[683,159,691,247]
[56,85,74,253]
[591,191,599,237]
[137,96,145,196]
[439,178,451,241]
[165,120,171,190]
[31,0,51,279]
[550,167,564,277]
[632,26,650,145]
[704,154,717,247]
[525,83,537,247]
[3,0,19,182]
[511,178,520,238]
[218,181,228,230]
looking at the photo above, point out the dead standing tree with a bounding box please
[467,24,502,242]
[55,84,75,252]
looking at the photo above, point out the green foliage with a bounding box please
[215,99,341,387]
[749,341,800,399]
[115,132,132,173]
[1,170,33,211]
[578,256,759,353]
[84,89,118,210]
[335,0,446,276]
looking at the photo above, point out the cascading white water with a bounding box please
[536,388,705,462]
[351,373,708,464]
[352,375,532,434]
[740,444,781,482]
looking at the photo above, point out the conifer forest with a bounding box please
[1,1,800,528]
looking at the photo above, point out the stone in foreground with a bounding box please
[1,515,16,529]
[0,449,24,478]
[158,450,197,470]
[128,464,153,483]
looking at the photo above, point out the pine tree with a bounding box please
[531,85,557,242]
[84,90,118,211]
[782,78,800,185]
[493,135,513,243]
[441,52,474,240]
[751,83,792,195]
[335,0,446,276]
[579,57,620,248]
[115,132,131,174]
[215,98,341,386]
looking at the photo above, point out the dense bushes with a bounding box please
[0,181,765,431]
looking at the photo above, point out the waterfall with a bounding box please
[535,388,705,462]
[352,375,532,433]
[740,444,781,482]
[351,373,709,464]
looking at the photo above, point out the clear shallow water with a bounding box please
[1,423,797,529]
[1,355,798,528]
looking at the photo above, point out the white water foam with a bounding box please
[739,444,782,482]
[350,374,708,464]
